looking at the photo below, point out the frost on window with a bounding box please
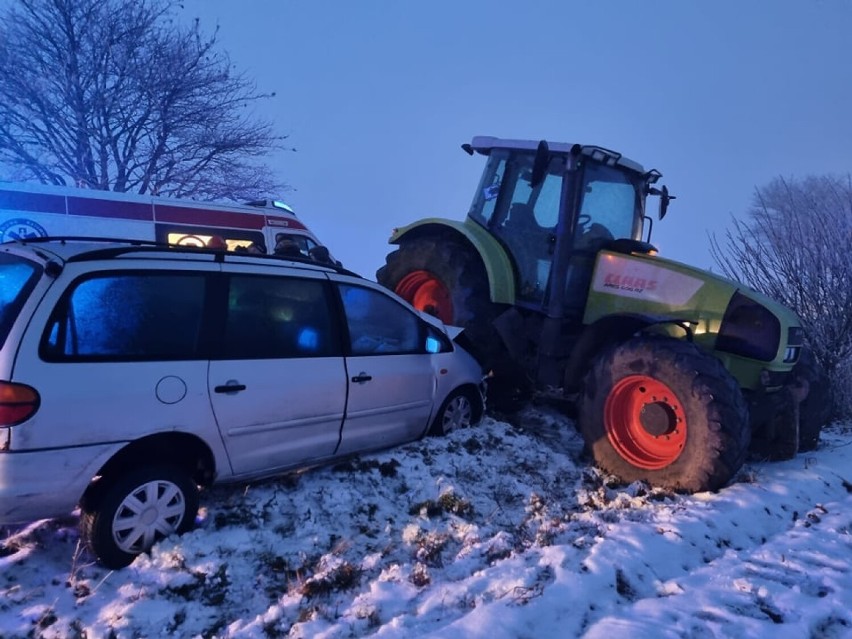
[0,263,35,307]
[340,285,420,355]
[0,256,40,350]
[577,164,637,244]
[45,273,205,359]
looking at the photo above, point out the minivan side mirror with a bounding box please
[425,336,441,353]
[424,326,452,354]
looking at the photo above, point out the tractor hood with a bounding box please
[584,248,803,380]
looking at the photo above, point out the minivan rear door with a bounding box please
[208,266,347,476]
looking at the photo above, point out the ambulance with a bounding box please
[0,181,329,258]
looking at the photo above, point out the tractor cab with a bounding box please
[463,137,665,316]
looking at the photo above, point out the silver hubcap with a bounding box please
[112,480,186,554]
[442,394,473,433]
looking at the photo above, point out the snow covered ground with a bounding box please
[2,407,851,639]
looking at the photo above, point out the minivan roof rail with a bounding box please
[11,235,163,247]
[8,236,361,278]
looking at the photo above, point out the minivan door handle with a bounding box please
[351,372,372,384]
[214,381,247,394]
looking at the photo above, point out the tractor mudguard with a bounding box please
[390,218,516,305]
[563,313,694,393]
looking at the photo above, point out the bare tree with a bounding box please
[710,174,852,417]
[0,0,286,200]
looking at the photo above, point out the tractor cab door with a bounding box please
[472,151,565,309]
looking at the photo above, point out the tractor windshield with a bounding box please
[574,162,643,250]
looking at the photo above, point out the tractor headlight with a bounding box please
[783,326,804,364]
[716,292,781,362]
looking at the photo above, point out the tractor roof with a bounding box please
[468,136,646,175]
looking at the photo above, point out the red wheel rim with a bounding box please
[395,270,453,324]
[603,375,687,470]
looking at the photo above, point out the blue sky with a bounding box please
[182,0,852,279]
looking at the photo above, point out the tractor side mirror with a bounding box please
[659,185,675,220]
[647,184,676,220]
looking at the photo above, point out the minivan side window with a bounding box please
[222,275,339,359]
[339,284,421,355]
[41,272,207,361]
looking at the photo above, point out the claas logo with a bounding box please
[603,272,658,293]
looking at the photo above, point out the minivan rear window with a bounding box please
[0,252,42,350]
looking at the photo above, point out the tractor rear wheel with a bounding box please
[377,235,529,409]
[578,335,750,493]
[377,235,499,340]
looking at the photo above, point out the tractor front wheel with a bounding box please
[579,336,750,493]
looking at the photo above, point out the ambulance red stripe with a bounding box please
[154,204,266,229]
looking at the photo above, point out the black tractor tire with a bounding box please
[377,234,502,348]
[792,347,832,451]
[578,336,750,493]
[80,465,199,569]
[378,235,531,410]
[428,388,482,437]
[747,387,800,461]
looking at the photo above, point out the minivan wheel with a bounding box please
[429,389,479,436]
[80,465,199,569]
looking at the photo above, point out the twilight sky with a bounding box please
[166,1,852,276]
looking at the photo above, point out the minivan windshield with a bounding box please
[0,253,42,350]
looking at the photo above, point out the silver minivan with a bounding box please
[0,239,485,568]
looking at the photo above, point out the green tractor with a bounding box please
[377,136,814,493]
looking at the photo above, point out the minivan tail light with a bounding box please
[0,381,40,427]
